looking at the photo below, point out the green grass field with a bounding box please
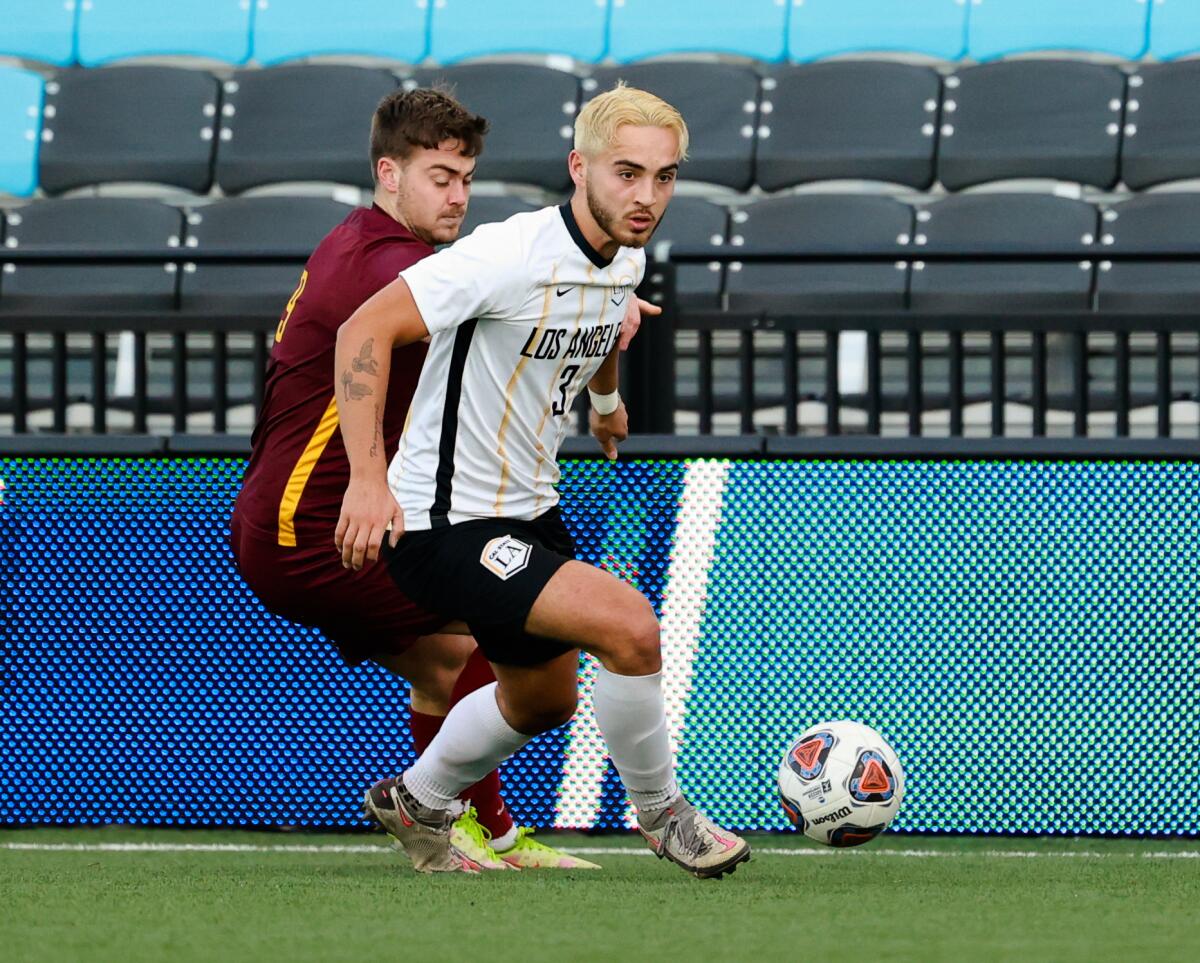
[3,828,1198,962]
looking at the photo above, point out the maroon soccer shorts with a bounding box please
[230,515,446,665]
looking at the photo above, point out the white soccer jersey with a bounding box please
[388,204,646,529]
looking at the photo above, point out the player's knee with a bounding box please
[607,603,662,675]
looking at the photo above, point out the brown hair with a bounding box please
[369,87,489,180]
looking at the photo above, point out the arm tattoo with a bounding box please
[341,369,373,402]
[351,338,379,377]
[369,402,381,459]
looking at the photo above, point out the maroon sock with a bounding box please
[408,709,444,755]
[450,648,515,841]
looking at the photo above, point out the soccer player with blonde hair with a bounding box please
[334,83,751,878]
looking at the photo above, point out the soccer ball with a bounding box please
[778,720,904,847]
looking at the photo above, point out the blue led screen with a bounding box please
[1,456,1197,836]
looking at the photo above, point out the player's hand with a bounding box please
[619,296,663,352]
[335,477,405,571]
[590,401,628,461]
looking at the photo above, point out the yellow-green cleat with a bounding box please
[450,807,517,871]
[497,827,602,870]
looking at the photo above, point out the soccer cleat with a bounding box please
[362,776,482,874]
[637,795,751,880]
[497,827,602,870]
[450,807,517,871]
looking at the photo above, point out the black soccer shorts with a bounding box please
[384,506,577,666]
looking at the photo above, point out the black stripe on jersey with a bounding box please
[559,203,613,268]
[429,318,479,528]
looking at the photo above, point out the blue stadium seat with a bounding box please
[788,0,968,61]
[968,0,1151,60]
[608,0,788,62]
[0,1,77,65]
[253,0,428,65]
[1150,0,1200,59]
[429,0,605,63]
[76,0,253,66]
[0,68,42,198]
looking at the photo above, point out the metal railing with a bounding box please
[1,247,1198,446]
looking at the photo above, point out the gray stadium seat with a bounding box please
[460,195,538,238]
[587,64,760,191]
[411,66,578,191]
[756,63,941,191]
[215,66,398,193]
[179,197,354,314]
[652,196,728,310]
[725,195,912,313]
[909,194,1097,311]
[0,198,182,313]
[39,67,220,194]
[1120,62,1200,190]
[937,62,1126,191]
[1096,193,1200,312]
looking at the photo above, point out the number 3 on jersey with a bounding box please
[275,270,309,342]
[552,365,581,416]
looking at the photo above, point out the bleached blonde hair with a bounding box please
[574,82,689,161]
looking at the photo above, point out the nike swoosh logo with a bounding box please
[556,286,576,297]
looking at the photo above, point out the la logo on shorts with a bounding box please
[480,535,532,581]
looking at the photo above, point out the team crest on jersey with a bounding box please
[480,535,532,581]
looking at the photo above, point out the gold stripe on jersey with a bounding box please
[492,271,560,514]
[531,268,609,514]
[277,394,339,547]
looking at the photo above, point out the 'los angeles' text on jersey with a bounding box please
[389,204,646,529]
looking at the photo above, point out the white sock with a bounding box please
[403,683,531,811]
[591,667,679,814]
[491,825,519,852]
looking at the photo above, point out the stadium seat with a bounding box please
[909,194,1097,312]
[725,195,912,312]
[0,67,42,198]
[1150,0,1200,59]
[252,0,428,65]
[76,0,253,65]
[967,0,1150,60]
[756,63,941,192]
[460,195,538,238]
[936,62,1126,191]
[410,66,578,191]
[588,63,760,190]
[0,1,77,65]
[428,0,605,63]
[1120,62,1200,190]
[0,197,182,313]
[179,196,352,314]
[215,66,397,193]
[788,0,968,61]
[39,67,219,194]
[651,196,728,309]
[1096,193,1200,312]
[608,0,788,63]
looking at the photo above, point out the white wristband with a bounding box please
[588,388,621,416]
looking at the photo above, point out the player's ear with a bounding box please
[376,156,400,193]
[567,149,587,190]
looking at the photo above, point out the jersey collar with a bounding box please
[559,203,613,268]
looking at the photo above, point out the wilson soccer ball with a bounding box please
[778,720,904,847]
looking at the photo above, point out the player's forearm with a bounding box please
[335,278,430,480]
[588,345,620,395]
[334,323,392,481]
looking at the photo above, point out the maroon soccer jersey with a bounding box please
[235,204,433,547]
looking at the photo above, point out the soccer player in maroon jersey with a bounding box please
[231,88,634,870]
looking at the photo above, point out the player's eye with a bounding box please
[619,170,635,180]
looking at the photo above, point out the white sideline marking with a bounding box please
[553,460,731,830]
[3,841,1197,860]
